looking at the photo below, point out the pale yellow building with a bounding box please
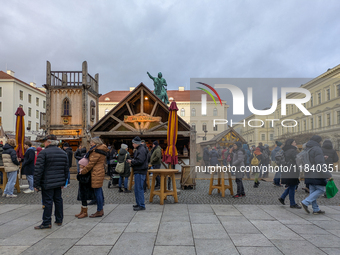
[99,87,229,143]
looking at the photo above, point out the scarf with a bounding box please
[85,145,96,158]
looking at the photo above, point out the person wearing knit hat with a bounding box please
[150,140,162,188]
[272,141,283,187]
[75,157,95,219]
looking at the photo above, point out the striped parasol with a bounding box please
[15,107,25,159]
[163,101,178,166]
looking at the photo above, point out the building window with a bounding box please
[27,94,31,103]
[43,100,46,109]
[310,95,313,107]
[36,122,39,131]
[202,123,207,131]
[327,114,331,126]
[180,108,185,117]
[337,111,340,124]
[213,108,218,116]
[63,98,70,116]
[36,110,39,119]
[20,90,23,100]
[327,89,330,101]
[297,122,300,132]
[310,119,314,130]
[203,136,207,141]
[28,107,31,117]
[318,116,322,128]
[213,125,218,131]
[270,134,274,140]
[36,97,39,106]
[337,84,340,97]
[304,120,306,131]
[0,87,2,97]
[261,134,265,141]
[191,123,196,131]
[27,121,31,130]
[291,105,294,114]
[105,109,109,115]
[191,108,196,117]
[318,92,321,104]
[90,100,95,121]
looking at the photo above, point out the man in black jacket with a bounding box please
[63,142,73,185]
[301,135,331,215]
[34,135,69,229]
[127,136,148,211]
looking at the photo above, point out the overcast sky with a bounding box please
[1,0,340,119]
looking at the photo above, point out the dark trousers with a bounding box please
[236,178,245,195]
[281,185,297,206]
[152,164,161,187]
[42,187,63,226]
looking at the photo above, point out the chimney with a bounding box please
[30,82,36,88]
[179,86,185,91]
[6,70,15,77]
[129,87,135,91]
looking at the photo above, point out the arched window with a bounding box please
[63,98,70,116]
[191,108,196,117]
[180,108,185,117]
[213,108,218,116]
[90,101,96,121]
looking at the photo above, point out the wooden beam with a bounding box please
[150,101,158,116]
[110,115,137,132]
[141,89,144,114]
[148,121,168,132]
[126,102,133,115]
[110,123,122,132]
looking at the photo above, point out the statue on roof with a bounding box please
[147,72,170,104]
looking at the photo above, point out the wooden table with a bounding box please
[0,167,21,194]
[209,170,233,197]
[128,168,151,191]
[149,169,178,205]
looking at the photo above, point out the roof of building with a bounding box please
[0,71,46,95]
[99,89,226,103]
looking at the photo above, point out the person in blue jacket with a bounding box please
[21,141,36,193]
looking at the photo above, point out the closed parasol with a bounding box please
[163,101,178,167]
[15,107,25,159]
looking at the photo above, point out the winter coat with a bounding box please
[150,146,162,166]
[117,148,131,178]
[271,146,281,161]
[203,147,210,161]
[304,140,331,186]
[81,144,109,189]
[34,145,69,190]
[131,144,148,175]
[280,145,300,186]
[322,140,339,170]
[64,147,73,168]
[143,144,151,163]
[21,147,36,175]
[2,144,20,172]
[74,147,86,161]
[107,148,117,162]
[242,144,251,164]
[232,148,245,178]
[0,144,3,166]
[209,149,219,166]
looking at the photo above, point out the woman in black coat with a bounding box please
[278,139,301,209]
[117,144,131,193]
[21,141,36,193]
[322,140,339,169]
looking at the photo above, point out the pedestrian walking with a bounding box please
[33,135,69,229]
[75,157,95,219]
[2,139,20,198]
[150,141,162,188]
[300,135,331,214]
[232,142,246,197]
[127,136,148,211]
[118,144,131,193]
[63,142,73,185]
[74,145,86,173]
[79,137,108,217]
[278,139,301,209]
[21,141,36,193]
[272,141,283,186]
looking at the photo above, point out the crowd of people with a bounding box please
[0,133,339,229]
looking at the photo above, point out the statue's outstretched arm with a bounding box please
[147,72,154,80]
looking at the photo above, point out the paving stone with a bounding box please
[77,223,126,245]
[163,204,188,215]
[320,248,340,255]
[109,232,156,255]
[309,220,340,231]
[125,221,159,233]
[286,224,330,235]
[189,213,220,224]
[272,239,327,255]
[65,246,112,255]
[47,221,97,239]
[234,205,275,220]
[301,234,340,248]
[23,238,79,255]
[156,222,193,245]
[161,213,190,222]
[211,205,242,216]
[0,217,40,239]
[102,204,136,223]
[195,239,239,255]
[188,204,213,213]
[132,212,162,223]
[192,223,229,239]
[0,204,25,215]
[222,219,260,234]
[237,246,283,255]
[251,220,304,240]
[153,246,195,255]
[0,246,29,255]
[230,234,273,247]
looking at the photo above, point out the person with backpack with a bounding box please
[301,135,331,215]
[242,144,251,179]
[232,142,246,197]
[272,141,283,186]
[117,144,131,193]
[259,144,270,178]
[2,139,20,198]
[250,147,263,188]
[321,140,338,197]
[278,139,301,209]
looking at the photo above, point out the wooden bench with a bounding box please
[149,169,178,205]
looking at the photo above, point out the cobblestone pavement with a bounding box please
[1,175,340,206]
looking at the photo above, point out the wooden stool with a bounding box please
[149,169,178,205]
[128,168,151,191]
[208,170,233,197]
[0,167,21,193]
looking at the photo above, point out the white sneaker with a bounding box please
[23,189,34,194]
[2,193,6,197]
[6,194,17,198]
